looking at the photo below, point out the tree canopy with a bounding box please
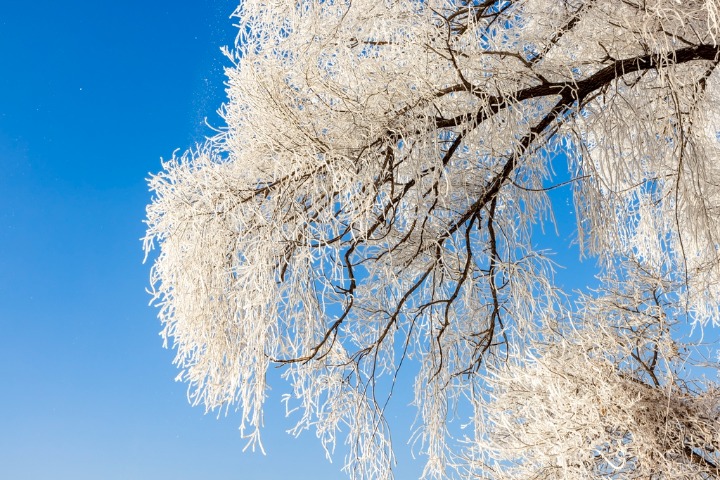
[144,1,720,478]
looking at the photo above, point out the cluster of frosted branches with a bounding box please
[468,262,720,478]
[145,1,720,478]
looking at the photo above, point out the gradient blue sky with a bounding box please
[0,2,596,479]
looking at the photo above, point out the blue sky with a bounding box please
[0,2,597,479]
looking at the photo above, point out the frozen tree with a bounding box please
[144,1,720,478]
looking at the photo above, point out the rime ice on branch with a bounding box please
[145,1,720,478]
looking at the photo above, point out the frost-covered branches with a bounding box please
[471,264,720,478]
[145,1,720,478]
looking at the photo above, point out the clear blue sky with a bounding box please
[0,2,595,479]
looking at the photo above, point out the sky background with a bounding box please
[0,2,596,479]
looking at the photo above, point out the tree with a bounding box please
[144,1,720,478]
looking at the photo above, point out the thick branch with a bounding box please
[436,44,720,129]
